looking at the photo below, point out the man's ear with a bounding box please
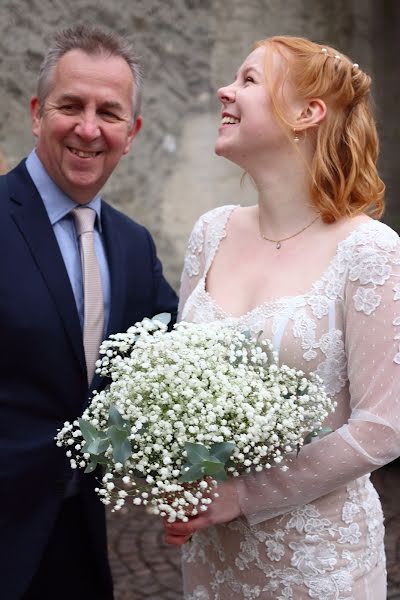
[30,96,42,138]
[295,98,327,130]
[123,115,143,154]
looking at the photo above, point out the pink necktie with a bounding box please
[72,207,104,384]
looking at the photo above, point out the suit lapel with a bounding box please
[7,161,86,376]
[101,203,127,337]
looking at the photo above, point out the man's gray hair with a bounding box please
[37,24,143,120]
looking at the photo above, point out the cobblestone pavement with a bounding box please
[107,462,400,599]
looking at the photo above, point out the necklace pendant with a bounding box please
[276,241,282,249]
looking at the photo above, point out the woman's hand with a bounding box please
[163,478,241,546]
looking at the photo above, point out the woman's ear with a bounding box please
[295,98,327,130]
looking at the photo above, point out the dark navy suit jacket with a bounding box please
[0,160,178,599]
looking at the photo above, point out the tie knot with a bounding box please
[72,207,96,236]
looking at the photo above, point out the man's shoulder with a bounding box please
[0,159,30,195]
[0,159,28,205]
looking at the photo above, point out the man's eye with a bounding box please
[100,111,120,120]
[60,105,78,112]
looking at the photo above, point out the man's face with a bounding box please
[31,49,142,203]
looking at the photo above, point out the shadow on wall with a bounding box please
[0,149,9,175]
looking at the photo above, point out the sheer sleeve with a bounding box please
[235,225,400,525]
[178,205,238,321]
[178,214,207,321]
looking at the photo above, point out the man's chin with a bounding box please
[61,175,105,204]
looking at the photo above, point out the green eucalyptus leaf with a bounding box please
[210,442,236,464]
[108,405,126,428]
[304,426,333,446]
[303,431,319,445]
[178,463,204,483]
[84,459,99,473]
[79,419,110,455]
[108,425,132,464]
[79,418,101,444]
[85,437,110,455]
[316,427,333,438]
[152,312,171,326]
[185,442,210,465]
[94,456,109,466]
[202,459,226,477]
[211,469,228,483]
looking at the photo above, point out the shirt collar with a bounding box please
[25,149,103,231]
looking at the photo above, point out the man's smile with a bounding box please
[67,147,103,159]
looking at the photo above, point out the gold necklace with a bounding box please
[259,214,320,249]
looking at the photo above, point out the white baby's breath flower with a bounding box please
[56,317,335,523]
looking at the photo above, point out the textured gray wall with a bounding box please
[0,0,398,290]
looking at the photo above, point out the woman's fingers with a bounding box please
[164,515,208,536]
[164,532,192,546]
[163,479,242,546]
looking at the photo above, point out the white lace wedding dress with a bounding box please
[179,205,400,600]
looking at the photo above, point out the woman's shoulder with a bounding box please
[183,205,239,278]
[338,218,400,295]
[369,218,399,242]
[343,217,400,255]
[192,204,239,229]
[187,204,239,247]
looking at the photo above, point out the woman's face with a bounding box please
[215,46,295,167]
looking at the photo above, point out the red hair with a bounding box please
[255,36,385,223]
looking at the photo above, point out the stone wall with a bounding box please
[0,0,398,289]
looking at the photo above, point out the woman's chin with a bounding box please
[214,139,233,158]
[214,141,224,157]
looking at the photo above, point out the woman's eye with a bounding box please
[245,76,255,84]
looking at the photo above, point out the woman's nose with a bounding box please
[217,84,235,103]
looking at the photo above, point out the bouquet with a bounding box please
[56,314,336,522]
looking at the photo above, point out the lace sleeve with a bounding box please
[178,214,207,321]
[178,205,238,321]
[235,224,400,525]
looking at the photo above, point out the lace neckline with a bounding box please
[201,207,379,320]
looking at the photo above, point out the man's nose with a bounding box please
[74,111,101,141]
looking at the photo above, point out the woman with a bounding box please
[164,36,400,599]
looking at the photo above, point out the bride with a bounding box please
[164,36,400,599]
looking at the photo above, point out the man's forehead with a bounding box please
[54,49,133,83]
[47,52,134,100]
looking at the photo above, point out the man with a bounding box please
[0,25,178,599]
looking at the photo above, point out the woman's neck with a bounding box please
[250,159,319,240]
